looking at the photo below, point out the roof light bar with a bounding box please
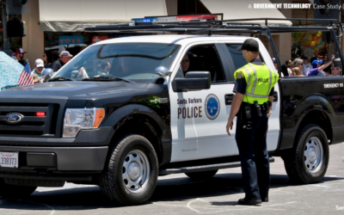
[132,14,219,24]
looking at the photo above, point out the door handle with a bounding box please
[273,91,278,102]
[225,94,234,105]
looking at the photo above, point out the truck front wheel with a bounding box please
[282,124,329,184]
[99,135,159,205]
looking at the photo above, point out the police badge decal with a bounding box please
[205,94,220,120]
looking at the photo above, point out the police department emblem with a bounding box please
[205,94,220,120]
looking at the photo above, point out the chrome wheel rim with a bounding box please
[304,137,324,173]
[122,149,150,193]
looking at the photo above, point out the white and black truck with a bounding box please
[0,16,343,205]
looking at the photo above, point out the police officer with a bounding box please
[226,39,279,206]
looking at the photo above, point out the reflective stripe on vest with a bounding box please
[234,63,279,104]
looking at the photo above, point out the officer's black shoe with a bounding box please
[238,198,262,206]
[262,197,269,202]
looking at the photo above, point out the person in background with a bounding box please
[281,65,289,77]
[104,62,111,73]
[98,61,111,76]
[51,50,59,63]
[300,55,311,76]
[291,67,304,77]
[310,56,317,64]
[43,52,53,68]
[272,58,284,77]
[90,61,112,78]
[272,58,278,70]
[323,66,332,76]
[318,55,325,61]
[285,60,293,76]
[52,51,73,72]
[32,74,41,84]
[15,48,27,66]
[11,52,17,60]
[31,59,44,83]
[307,56,335,76]
[292,58,304,77]
[181,54,190,75]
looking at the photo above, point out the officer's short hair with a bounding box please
[293,58,303,67]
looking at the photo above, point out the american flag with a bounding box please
[18,62,34,86]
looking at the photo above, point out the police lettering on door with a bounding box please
[177,98,202,119]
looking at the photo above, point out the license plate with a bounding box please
[0,152,19,168]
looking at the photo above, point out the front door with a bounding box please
[169,42,239,162]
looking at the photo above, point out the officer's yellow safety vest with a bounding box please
[234,63,279,105]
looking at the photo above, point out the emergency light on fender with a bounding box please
[36,112,45,117]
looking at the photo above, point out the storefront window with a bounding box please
[292,31,333,60]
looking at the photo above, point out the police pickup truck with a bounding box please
[0,16,344,205]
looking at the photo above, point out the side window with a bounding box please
[180,44,226,84]
[226,44,248,71]
[226,44,266,80]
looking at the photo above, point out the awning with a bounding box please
[200,0,292,26]
[39,0,168,32]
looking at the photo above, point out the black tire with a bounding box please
[99,135,158,205]
[0,178,37,197]
[185,170,218,180]
[282,124,329,184]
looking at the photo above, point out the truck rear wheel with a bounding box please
[99,135,158,205]
[0,178,37,197]
[282,124,329,184]
[185,170,218,180]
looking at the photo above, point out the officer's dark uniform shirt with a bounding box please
[233,58,274,96]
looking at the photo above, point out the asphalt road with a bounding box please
[1,143,344,215]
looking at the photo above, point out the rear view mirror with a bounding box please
[173,71,211,92]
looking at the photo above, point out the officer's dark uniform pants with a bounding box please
[235,111,270,200]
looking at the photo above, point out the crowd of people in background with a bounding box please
[9,48,73,84]
[275,54,336,77]
[6,46,340,87]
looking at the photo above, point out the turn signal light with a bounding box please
[94,109,105,128]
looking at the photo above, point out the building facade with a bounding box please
[1,0,341,69]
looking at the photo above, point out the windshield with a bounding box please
[54,43,180,83]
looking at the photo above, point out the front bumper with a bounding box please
[0,127,114,147]
[0,127,113,174]
[0,146,108,171]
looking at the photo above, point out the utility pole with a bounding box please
[2,0,12,55]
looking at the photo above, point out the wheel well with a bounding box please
[297,110,332,143]
[110,115,163,164]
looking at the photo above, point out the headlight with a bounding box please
[63,108,105,137]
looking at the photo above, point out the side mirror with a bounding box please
[155,66,171,77]
[173,71,211,92]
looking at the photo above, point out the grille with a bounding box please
[0,104,59,137]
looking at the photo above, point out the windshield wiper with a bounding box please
[81,76,132,83]
[48,77,74,82]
